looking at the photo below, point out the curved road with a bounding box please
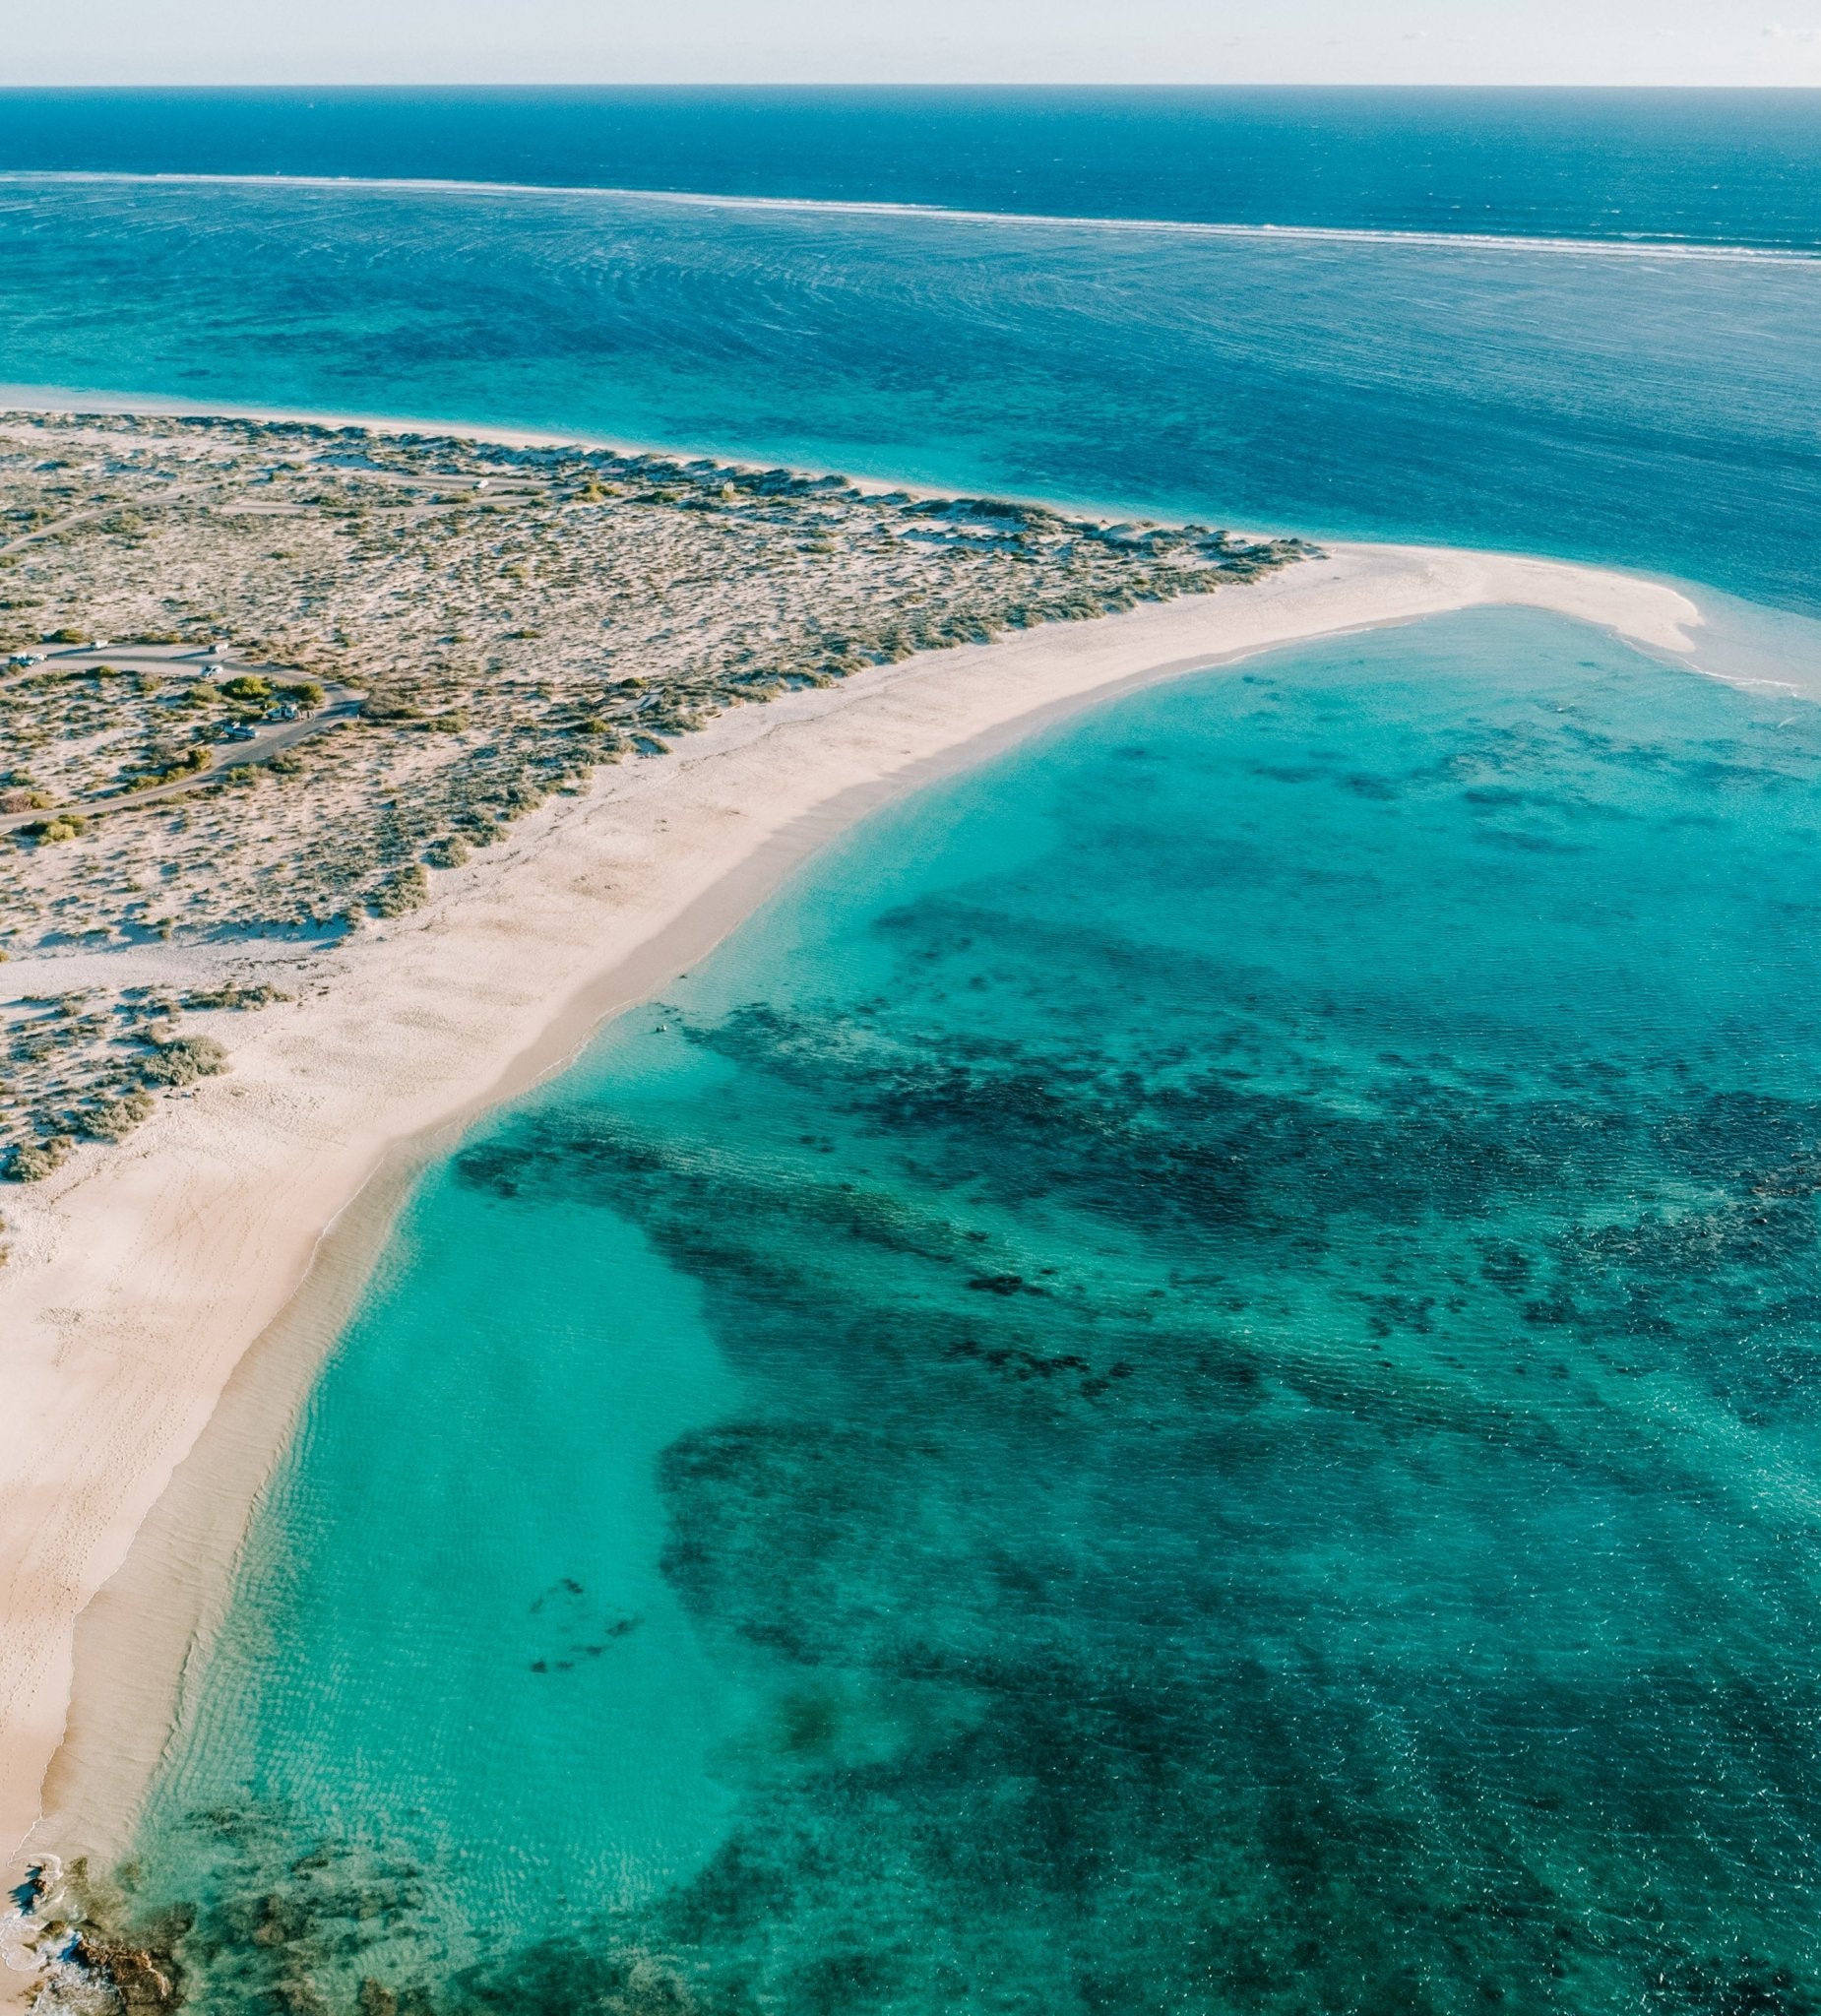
[1,645,362,833]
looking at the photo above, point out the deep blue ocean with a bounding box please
[0,94,1819,613]
[3,89,1821,248]
[14,91,1821,2016]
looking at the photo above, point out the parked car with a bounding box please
[220,724,259,743]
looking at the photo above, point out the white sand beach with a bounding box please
[0,535,1704,1975]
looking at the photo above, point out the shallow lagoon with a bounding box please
[131,608,1821,2013]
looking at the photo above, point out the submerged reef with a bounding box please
[74,1042,1821,2011]
[59,627,1821,2014]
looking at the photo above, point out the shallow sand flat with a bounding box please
[0,539,1703,1964]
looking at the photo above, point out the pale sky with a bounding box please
[2,0,1818,87]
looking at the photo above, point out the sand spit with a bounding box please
[0,408,1315,1170]
[0,538,1701,1973]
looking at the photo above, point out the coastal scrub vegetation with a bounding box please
[0,410,1311,1181]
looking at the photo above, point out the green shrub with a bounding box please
[81,1090,155,1141]
[220,675,273,702]
[369,864,429,916]
[127,747,213,791]
[8,1134,74,1182]
[140,1034,230,1087]
[27,815,87,844]
[182,982,293,1011]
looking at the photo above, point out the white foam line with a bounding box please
[0,169,1814,265]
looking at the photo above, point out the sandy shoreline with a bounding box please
[0,534,1703,1968]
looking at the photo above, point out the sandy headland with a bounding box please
[0,409,1706,1997]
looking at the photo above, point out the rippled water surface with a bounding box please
[1,174,1818,611]
[128,610,1821,2013]
[4,89,1820,246]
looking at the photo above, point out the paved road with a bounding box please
[1,647,362,832]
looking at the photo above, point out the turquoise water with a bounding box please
[130,609,1821,2013]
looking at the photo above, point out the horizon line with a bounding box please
[3,79,1820,94]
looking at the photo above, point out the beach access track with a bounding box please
[0,645,363,833]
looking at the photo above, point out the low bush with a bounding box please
[140,1034,230,1087]
[7,1133,74,1181]
[127,747,214,791]
[370,864,429,916]
[181,982,293,1010]
[81,1089,155,1141]
[26,815,87,844]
